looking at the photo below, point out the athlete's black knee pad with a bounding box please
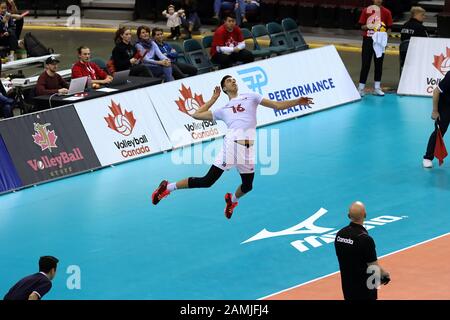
[188,176,215,188]
[240,182,253,194]
[188,166,223,188]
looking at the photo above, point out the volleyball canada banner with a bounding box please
[74,87,171,166]
[0,106,101,187]
[145,45,360,148]
[398,37,450,96]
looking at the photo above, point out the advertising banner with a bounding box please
[398,37,450,96]
[74,88,172,166]
[0,106,101,186]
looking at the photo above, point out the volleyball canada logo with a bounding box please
[32,122,58,152]
[175,84,205,117]
[433,47,450,76]
[104,100,136,136]
[104,100,151,159]
[28,122,84,172]
[174,84,219,140]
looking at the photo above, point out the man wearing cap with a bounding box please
[3,256,59,300]
[35,56,69,96]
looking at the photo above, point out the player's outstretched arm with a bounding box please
[192,86,221,121]
[260,96,313,110]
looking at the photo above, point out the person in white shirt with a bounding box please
[152,75,313,219]
[162,4,184,40]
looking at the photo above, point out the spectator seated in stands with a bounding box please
[0,1,25,61]
[240,0,260,23]
[152,27,197,80]
[180,0,201,40]
[0,60,14,118]
[135,25,174,82]
[72,46,113,88]
[111,26,152,78]
[214,0,260,26]
[0,84,14,118]
[210,12,254,69]
[35,56,69,96]
[0,90,14,118]
[7,0,25,40]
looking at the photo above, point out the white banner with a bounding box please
[144,80,229,149]
[398,37,450,96]
[74,88,171,166]
[146,45,359,148]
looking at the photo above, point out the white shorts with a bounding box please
[213,138,255,174]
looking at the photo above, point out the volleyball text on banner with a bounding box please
[74,88,172,166]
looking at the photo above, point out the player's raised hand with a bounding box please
[298,97,314,105]
[212,86,221,100]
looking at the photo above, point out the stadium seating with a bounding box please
[241,28,272,59]
[281,18,309,51]
[183,39,214,74]
[168,42,191,66]
[266,22,295,53]
[251,24,289,56]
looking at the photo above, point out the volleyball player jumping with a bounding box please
[152,75,313,219]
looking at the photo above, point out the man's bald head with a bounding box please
[348,201,367,223]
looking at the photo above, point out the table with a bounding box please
[2,54,61,73]
[33,76,162,110]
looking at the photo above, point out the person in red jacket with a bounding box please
[71,46,113,87]
[210,12,254,69]
[357,0,392,97]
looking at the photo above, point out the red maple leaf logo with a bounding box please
[175,84,205,117]
[104,100,136,136]
[32,123,58,152]
[432,47,450,76]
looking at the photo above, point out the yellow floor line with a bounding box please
[309,42,399,56]
[24,25,118,32]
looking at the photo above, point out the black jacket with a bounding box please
[112,41,137,72]
[400,18,428,42]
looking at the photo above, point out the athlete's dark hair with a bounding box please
[220,75,232,92]
[223,12,236,21]
[39,256,59,273]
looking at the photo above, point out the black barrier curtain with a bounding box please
[16,0,81,10]
[134,0,168,20]
[0,134,22,194]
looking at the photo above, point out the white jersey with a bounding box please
[212,92,263,141]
